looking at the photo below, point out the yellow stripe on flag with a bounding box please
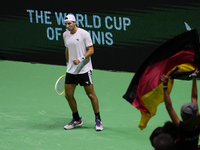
[138,64,195,130]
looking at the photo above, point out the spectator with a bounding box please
[160,69,200,150]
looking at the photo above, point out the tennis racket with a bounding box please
[55,75,66,95]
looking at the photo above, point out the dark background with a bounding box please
[0,0,200,72]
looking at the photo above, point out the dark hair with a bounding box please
[154,133,176,150]
[150,121,178,148]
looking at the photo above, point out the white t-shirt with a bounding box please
[63,28,93,74]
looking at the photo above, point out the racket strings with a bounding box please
[55,75,65,95]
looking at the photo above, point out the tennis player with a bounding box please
[62,14,103,131]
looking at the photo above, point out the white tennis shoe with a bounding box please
[95,119,103,131]
[64,117,83,130]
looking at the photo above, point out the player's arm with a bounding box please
[84,46,94,58]
[191,68,199,115]
[65,47,69,64]
[161,74,180,126]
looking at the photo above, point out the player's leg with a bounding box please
[78,71,100,114]
[84,84,103,131]
[80,71,101,116]
[64,74,83,130]
[84,84,99,113]
[78,71,103,131]
[65,83,77,112]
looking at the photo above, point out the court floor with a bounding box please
[0,60,198,150]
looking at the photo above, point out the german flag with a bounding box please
[123,29,200,130]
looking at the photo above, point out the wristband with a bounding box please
[162,85,167,89]
[78,56,85,63]
[189,73,197,77]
